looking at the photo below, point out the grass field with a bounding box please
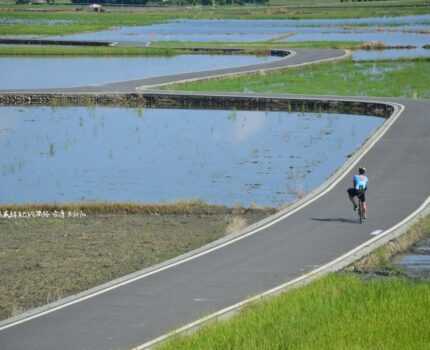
[0,205,274,321]
[0,44,185,56]
[0,41,362,55]
[167,58,430,99]
[160,273,430,350]
[1,2,430,35]
[160,216,430,350]
[154,40,363,50]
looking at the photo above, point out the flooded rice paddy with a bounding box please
[352,48,430,61]
[52,15,430,60]
[0,106,382,207]
[0,18,74,26]
[0,54,278,90]
[53,15,430,43]
[393,238,430,280]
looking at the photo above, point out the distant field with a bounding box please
[1,1,430,35]
[0,41,362,55]
[154,40,362,50]
[167,58,430,99]
[269,0,428,6]
[0,44,235,56]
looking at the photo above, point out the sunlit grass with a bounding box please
[161,273,430,350]
[153,40,363,50]
[168,58,430,99]
[159,211,430,350]
[0,40,362,56]
[0,45,185,56]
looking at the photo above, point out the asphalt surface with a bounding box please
[21,48,343,93]
[1,48,430,350]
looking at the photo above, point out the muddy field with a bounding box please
[0,209,273,321]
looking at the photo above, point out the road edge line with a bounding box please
[136,49,351,91]
[135,193,430,349]
[0,97,402,332]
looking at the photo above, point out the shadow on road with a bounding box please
[311,217,358,224]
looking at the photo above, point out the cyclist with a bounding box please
[347,167,368,219]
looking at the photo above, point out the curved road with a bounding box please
[0,48,430,350]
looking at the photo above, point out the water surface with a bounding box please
[393,238,430,280]
[352,48,430,61]
[49,16,430,52]
[0,54,278,90]
[0,106,382,207]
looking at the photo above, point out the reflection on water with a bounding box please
[51,16,430,55]
[0,107,382,207]
[0,54,278,90]
[286,29,430,47]
[393,238,430,280]
[46,16,430,61]
[353,48,430,61]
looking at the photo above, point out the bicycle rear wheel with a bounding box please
[358,200,364,224]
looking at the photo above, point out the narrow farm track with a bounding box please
[0,47,430,350]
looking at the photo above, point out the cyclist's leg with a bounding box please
[359,191,367,219]
[347,188,358,209]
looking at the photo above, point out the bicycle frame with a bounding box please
[357,192,365,224]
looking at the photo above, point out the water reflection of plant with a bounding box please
[135,107,145,119]
[48,143,55,157]
[228,109,237,121]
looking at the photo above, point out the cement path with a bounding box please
[1,49,429,350]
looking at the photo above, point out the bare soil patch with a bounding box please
[0,209,273,321]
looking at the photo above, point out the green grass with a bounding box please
[160,273,430,350]
[352,215,430,273]
[0,40,362,56]
[0,44,233,56]
[168,58,430,99]
[269,0,428,6]
[159,207,430,350]
[0,44,187,56]
[154,40,363,50]
[0,11,173,35]
[1,2,430,35]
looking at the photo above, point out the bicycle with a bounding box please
[356,188,366,224]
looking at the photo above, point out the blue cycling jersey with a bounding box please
[353,175,368,191]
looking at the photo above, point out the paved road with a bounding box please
[0,48,345,94]
[1,49,430,350]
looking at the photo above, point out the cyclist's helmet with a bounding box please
[358,167,366,175]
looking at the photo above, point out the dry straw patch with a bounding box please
[225,216,248,235]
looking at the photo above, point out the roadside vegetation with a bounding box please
[161,274,430,350]
[0,200,273,215]
[167,58,430,99]
[0,202,274,321]
[160,215,430,350]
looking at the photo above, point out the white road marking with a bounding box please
[0,93,404,334]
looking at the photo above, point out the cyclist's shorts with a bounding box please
[347,188,366,202]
